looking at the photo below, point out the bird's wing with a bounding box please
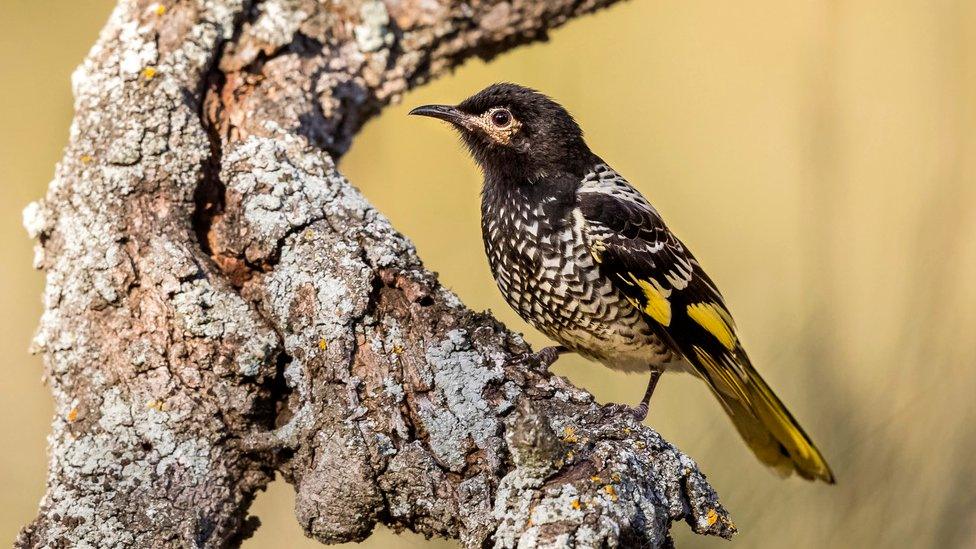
[576,164,834,483]
[576,164,726,342]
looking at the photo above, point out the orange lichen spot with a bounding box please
[561,426,578,443]
[623,427,631,435]
[610,472,621,483]
[590,475,602,483]
[66,408,79,422]
[603,485,618,500]
[80,155,92,165]
[152,3,167,15]
[706,509,719,527]
[318,339,328,350]
[303,229,316,241]
[141,67,157,80]
[570,499,582,510]
[392,344,404,355]
[565,451,574,462]
[633,440,646,449]
[146,400,165,411]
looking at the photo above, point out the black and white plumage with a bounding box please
[410,83,834,483]
[481,166,678,376]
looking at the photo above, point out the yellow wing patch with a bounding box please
[687,302,737,350]
[628,275,672,326]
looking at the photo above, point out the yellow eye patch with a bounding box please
[478,109,522,144]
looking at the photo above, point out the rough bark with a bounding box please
[17,1,734,547]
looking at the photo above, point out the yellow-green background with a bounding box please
[3,1,974,547]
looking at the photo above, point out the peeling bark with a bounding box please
[17,1,733,547]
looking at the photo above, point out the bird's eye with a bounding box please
[490,109,513,128]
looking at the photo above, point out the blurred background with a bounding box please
[2,0,974,547]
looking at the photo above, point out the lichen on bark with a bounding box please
[18,1,734,547]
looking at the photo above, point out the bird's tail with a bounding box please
[690,348,835,483]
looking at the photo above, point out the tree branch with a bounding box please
[18,1,733,547]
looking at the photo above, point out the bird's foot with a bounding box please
[511,345,567,370]
[602,402,650,423]
[607,371,659,423]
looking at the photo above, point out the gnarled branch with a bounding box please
[17,1,733,547]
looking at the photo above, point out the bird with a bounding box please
[409,83,834,483]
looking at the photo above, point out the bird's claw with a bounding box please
[602,402,649,423]
[510,345,566,370]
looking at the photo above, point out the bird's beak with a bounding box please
[408,104,467,126]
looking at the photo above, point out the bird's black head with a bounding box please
[409,83,592,181]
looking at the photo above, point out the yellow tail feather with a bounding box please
[693,349,835,483]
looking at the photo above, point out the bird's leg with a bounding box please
[604,370,662,422]
[629,370,662,422]
[512,345,568,370]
